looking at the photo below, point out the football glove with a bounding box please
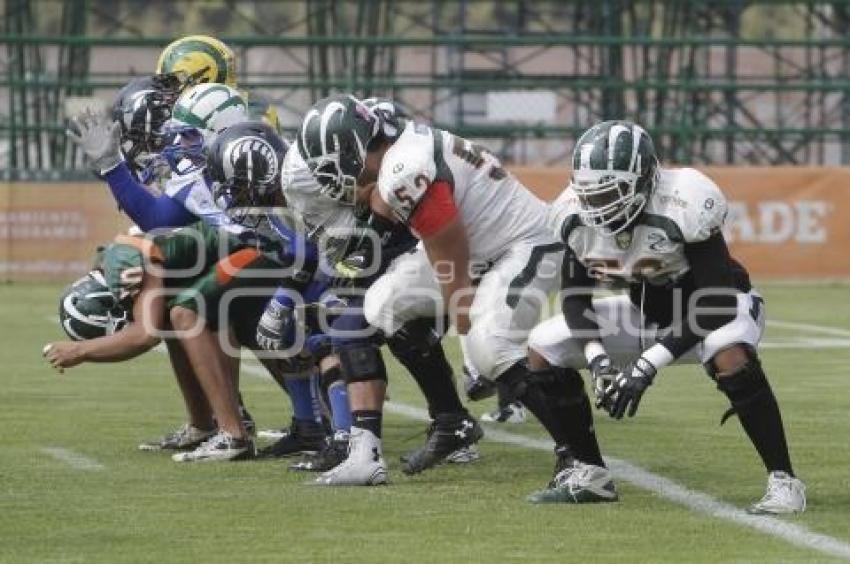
[66,108,123,173]
[602,356,657,419]
[256,299,295,352]
[588,353,619,410]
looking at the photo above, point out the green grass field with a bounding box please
[2,282,849,563]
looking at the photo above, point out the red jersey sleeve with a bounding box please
[408,180,457,237]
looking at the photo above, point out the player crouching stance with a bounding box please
[517,121,805,514]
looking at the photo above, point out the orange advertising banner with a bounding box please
[1,167,849,282]
[0,182,131,283]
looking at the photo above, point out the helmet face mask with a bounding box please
[570,120,658,236]
[159,122,207,175]
[112,77,178,181]
[305,151,360,206]
[156,35,237,89]
[297,95,379,206]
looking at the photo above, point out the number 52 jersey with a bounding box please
[377,121,554,261]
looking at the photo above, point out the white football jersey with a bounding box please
[163,170,247,235]
[548,167,727,285]
[279,143,359,263]
[378,122,553,261]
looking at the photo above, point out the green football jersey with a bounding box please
[98,222,243,301]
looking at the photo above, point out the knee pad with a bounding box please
[496,362,584,406]
[529,366,586,409]
[386,318,441,357]
[338,345,387,384]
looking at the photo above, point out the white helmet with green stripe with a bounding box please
[171,83,249,141]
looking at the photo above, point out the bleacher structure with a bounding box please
[2,0,850,179]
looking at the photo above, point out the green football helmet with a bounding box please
[59,271,129,341]
[297,94,380,205]
[570,120,659,235]
[161,83,250,174]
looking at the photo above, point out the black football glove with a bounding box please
[588,353,619,411]
[603,356,657,419]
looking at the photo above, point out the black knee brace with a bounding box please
[498,362,585,408]
[388,318,462,416]
[497,362,597,462]
[712,353,771,425]
[386,318,442,357]
[338,345,388,384]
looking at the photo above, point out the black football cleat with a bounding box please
[401,412,484,475]
[256,417,326,459]
[463,368,497,401]
[289,431,350,472]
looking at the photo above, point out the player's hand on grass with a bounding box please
[66,108,123,173]
[603,356,657,419]
[42,342,85,373]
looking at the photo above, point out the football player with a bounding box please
[68,112,327,455]
[518,120,805,514]
[267,97,485,477]
[155,34,281,132]
[110,74,180,189]
[43,220,293,462]
[297,94,563,485]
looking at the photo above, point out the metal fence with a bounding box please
[3,0,850,180]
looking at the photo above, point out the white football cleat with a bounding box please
[748,471,806,515]
[171,431,255,463]
[312,427,388,486]
[527,461,618,503]
[138,423,215,451]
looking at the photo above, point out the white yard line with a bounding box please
[383,401,850,561]
[761,338,850,349]
[40,447,105,471]
[41,315,850,558]
[236,361,850,560]
[767,320,850,338]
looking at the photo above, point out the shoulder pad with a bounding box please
[650,168,727,243]
[547,186,583,244]
[163,170,205,198]
[377,129,437,222]
[281,144,321,197]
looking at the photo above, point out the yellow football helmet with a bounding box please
[156,35,237,89]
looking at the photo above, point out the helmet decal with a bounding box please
[223,136,279,187]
